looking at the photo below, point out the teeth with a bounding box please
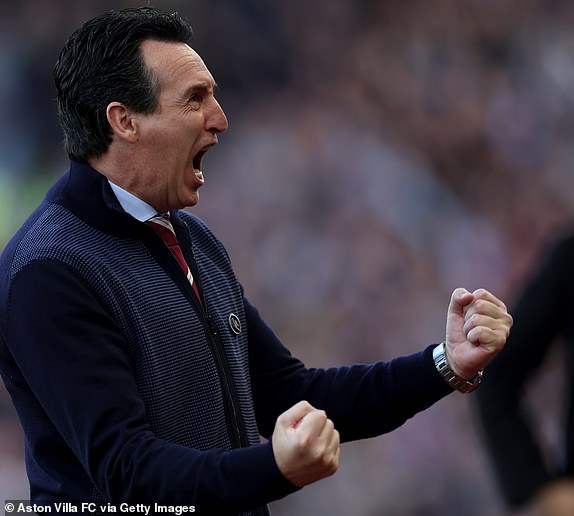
[194,168,204,181]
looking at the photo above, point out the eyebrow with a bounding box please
[182,81,218,98]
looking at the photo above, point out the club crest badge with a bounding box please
[228,313,241,335]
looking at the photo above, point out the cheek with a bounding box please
[148,126,177,146]
[139,116,201,170]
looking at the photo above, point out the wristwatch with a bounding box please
[432,342,483,393]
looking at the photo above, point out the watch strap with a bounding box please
[432,342,483,394]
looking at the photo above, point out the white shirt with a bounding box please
[108,180,158,221]
[108,180,197,288]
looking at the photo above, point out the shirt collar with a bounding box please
[107,180,158,222]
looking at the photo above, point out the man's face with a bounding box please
[134,39,228,211]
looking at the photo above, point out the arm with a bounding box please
[245,297,453,488]
[4,259,295,511]
[246,290,504,442]
[244,280,512,487]
[475,238,573,507]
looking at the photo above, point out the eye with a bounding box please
[189,93,203,107]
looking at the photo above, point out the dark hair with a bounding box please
[54,7,193,162]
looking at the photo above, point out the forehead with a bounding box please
[140,39,214,94]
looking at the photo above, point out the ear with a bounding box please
[106,102,139,143]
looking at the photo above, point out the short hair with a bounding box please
[54,7,193,162]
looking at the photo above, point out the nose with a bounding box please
[207,97,229,135]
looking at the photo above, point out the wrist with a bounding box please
[432,342,483,393]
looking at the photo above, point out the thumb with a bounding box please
[448,287,474,316]
[277,400,316,429]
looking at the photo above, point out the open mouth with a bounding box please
[193,150,206,181]
[193,141,218,182]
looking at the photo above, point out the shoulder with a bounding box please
[2,201,108,281]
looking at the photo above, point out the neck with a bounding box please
[89,151,164,211]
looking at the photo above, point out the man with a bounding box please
[0,7,512,515]
[476,235,574,516]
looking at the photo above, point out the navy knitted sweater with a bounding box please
[0,162,452,514]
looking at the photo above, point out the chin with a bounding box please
[182,192,200,209]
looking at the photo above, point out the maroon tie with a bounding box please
[147,215,202,303]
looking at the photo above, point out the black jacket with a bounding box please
[476,235,574,507]
[0,161,452,514]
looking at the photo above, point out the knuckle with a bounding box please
[475,298,486,309]
[300,400,313,411]
[328,461,339,476]
[312,444,327,462]
[473,299,488,312]
[488,333,505,348]
[485,341,499,354]
[469,313,482,326]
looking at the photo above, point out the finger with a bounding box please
[467,326,506,348]
[449,287,474,315]
[321,424,340,470]
[296,409,328,437]
[332,428,340,452]
[328,426,340,456]
[471,288,508,311]
[463,313,511,337]
[464,298,508,321]
[277,400,316,428]
[318,416,335,442]
[465,307,513,337]
[333,435,341,464]
[327,429,340,471]
[317,417,338,458]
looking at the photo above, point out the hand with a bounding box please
[445,287,512,379]
[535,479,574,516]
[271,400,340,487]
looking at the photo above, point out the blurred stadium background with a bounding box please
[1,1,573,514]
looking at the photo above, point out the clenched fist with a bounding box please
[271,400,340,487]
[445,287,513,380]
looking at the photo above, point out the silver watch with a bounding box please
[432,342,483,393]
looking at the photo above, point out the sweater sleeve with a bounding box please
[475,238,574,507]
[245,297,453,441]
[3,258,296,512]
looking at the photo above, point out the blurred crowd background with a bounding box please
[1,0,574,514]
